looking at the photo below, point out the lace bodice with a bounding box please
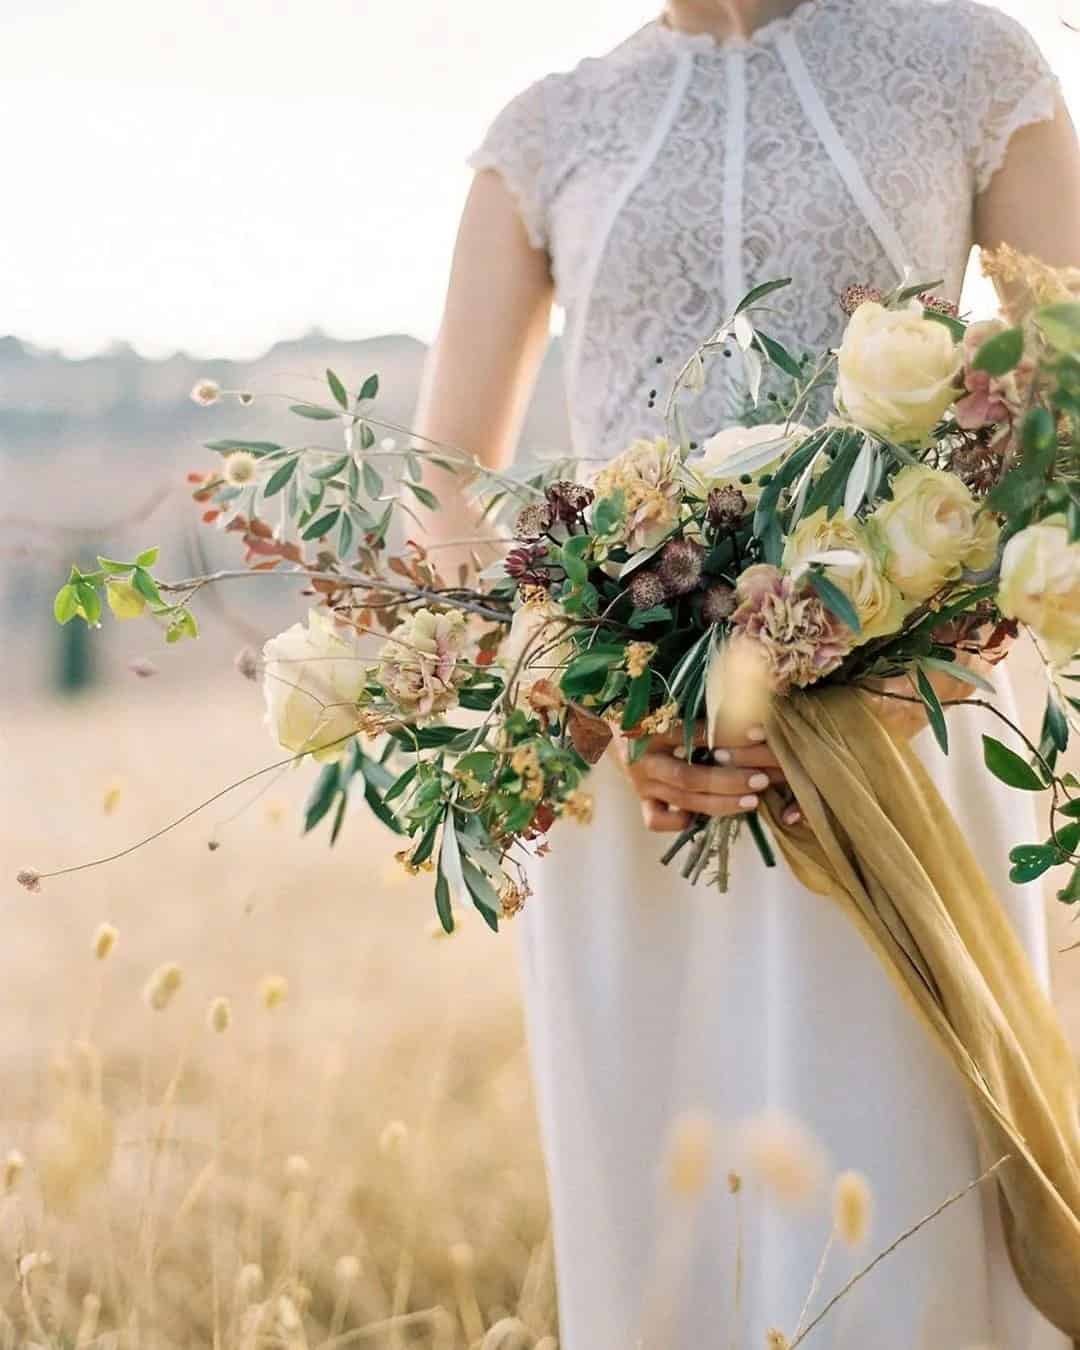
[467,0,1059,457]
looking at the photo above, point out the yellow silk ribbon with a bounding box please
[761,686,1080,1339]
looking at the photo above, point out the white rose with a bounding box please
[500,597,574,706]
[782,507,909,641]
[836,302,962,444]
[872,465,999,603]
[998,516,1080,666]
[376,607,470,719]
[262,610,367,762]
[693,423,812,499]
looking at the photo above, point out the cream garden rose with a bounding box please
[836,302,963,444]
[998,516,1080,666]
[500,596,574,707]
[262,610,368,762]
[692,422,811,500]
[376,608,470,719]
[782,507,908,640]
[592,437,682,552]
[872,464,999,603]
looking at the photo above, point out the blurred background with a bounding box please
[1,2,1079,1346]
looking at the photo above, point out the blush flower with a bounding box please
[592,437,683,552]
[730,564,853,692]
[376,608,471,719]
[954,319,1034,431]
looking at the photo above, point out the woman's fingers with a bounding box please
[677,743,782,772]
[638,752,784,798]
[641,800,694,833]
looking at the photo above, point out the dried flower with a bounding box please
[376,608,471,720]
[626,642,656,679]
[593,437,683,552]
[3,1149,25,1194]
[707,484,748,528]
[259,974,289,1010]
[190,379,221,406]
[207,996,231,1033]
[627,569,668,612]
[545,479,595,523]
[741,1112,826,1211]
[143,962,183,1011]
[639,701,679,737]
[92,923,118,961]
[396,848,435,876]
[981,243,1080,319]
[839,283,883,316]
[284,1154,311,1187]
[223,451,259,486]
[499,880,529,918]
[505,542,550,588]
[730,565,852,693]
[335,1254,361,1284]
[727,1170,742,1195]
[514,501,555,540]
[701,583,737,625]
[235,646,259,680]
[16,868,42,894]
[378,1119,409,1160]
[950,434,1006,495]
[833,1170,873,1246]
[658,538,706,596]
[766,1331,791,1350]
[665,1111,716,1199]
[561,790,594,825]
[237,390,255,405]
[919,292,960,318]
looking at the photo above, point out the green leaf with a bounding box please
[166,608,199,643]
[803,438,863,519]
[561,645,623,697]
[894,279,945,304]
[362,460,384,498]
[733,278,792,316]
[1009,843,1058,884]
[628,604,673,630]
[592,491,625,537]
[133,547,159,568]
[74,581,102,624]
[972,326,1024,377]
[302,509,342,541]
[96,556,134,573]
[1042,694,1070,755]
[362,779,405,835]
[53,584,79,624]
[326,367,349,410]
[131,567,162,606]
[358,374,380,402]
[411,816,441,865]
[923,309,966,342]
[264,456,299,497]
[986,468,1044,517]
[304,764,341,833]
[982,735,1047,791]
[1067,498,1080,545]
[1058,799,1080,820]
[1036,301,1080,355]
[915,667,949,755]
[337,511,354,560]
[621,671,653,731]
[806,569,861,636]
[920,655,995,694]
[388,725,468,750]
[405,481,438,510]
[311,454,350,481]
[1052,821,1080,858]
[753,331,803,380]
[460,859,501,932]
[434,866,455,933]
[290,403,340,421]
[205,439,282,454]
[359,422,376,450]
[1022,407,1057,470]
[1058,865,1080,905]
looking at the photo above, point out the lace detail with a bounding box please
[468,0,1059,457]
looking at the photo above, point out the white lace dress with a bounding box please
[468,3,1068,1345]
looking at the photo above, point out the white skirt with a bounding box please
[517,674,1070,1350]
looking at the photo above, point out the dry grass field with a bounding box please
[0,637,1077,1349]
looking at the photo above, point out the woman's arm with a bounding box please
[975,91,1080,297]
[413,169,554,573]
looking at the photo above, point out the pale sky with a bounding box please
[1,0,1077,359]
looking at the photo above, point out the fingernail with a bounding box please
[739,795,759,811]
[667,802,683,813]
[713,749,732,764]
[673,746,688,760]
[748,772,770,791]
[783,807,802,826]
[747,725,767,744]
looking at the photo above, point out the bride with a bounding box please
[416,1,1080,1345]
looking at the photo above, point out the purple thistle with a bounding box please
[627,570,668,611]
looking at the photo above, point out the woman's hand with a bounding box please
[616,723,802,834]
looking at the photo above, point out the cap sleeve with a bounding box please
[467,77,553,251]
[965,6,1060,196]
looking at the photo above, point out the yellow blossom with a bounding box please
[143,962,183,1012]
[626,642,656,679]
[92,923,118,961]
[561,790,594,825]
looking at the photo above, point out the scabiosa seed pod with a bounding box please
[627,569,668,611]
[839,283,884,316]
[951,438,1005,495]
[544,480,595,523]
[919,292,960,318]
[701,583,737,624]
[707,485,748,529]
[658,538,706,597]
[505,543,550,588]
[513,501,554,540]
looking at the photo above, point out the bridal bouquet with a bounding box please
[36,249,1080,931]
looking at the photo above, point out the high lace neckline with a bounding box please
[652,0,841,53]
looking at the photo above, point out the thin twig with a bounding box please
[788,1156,1010,1348]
